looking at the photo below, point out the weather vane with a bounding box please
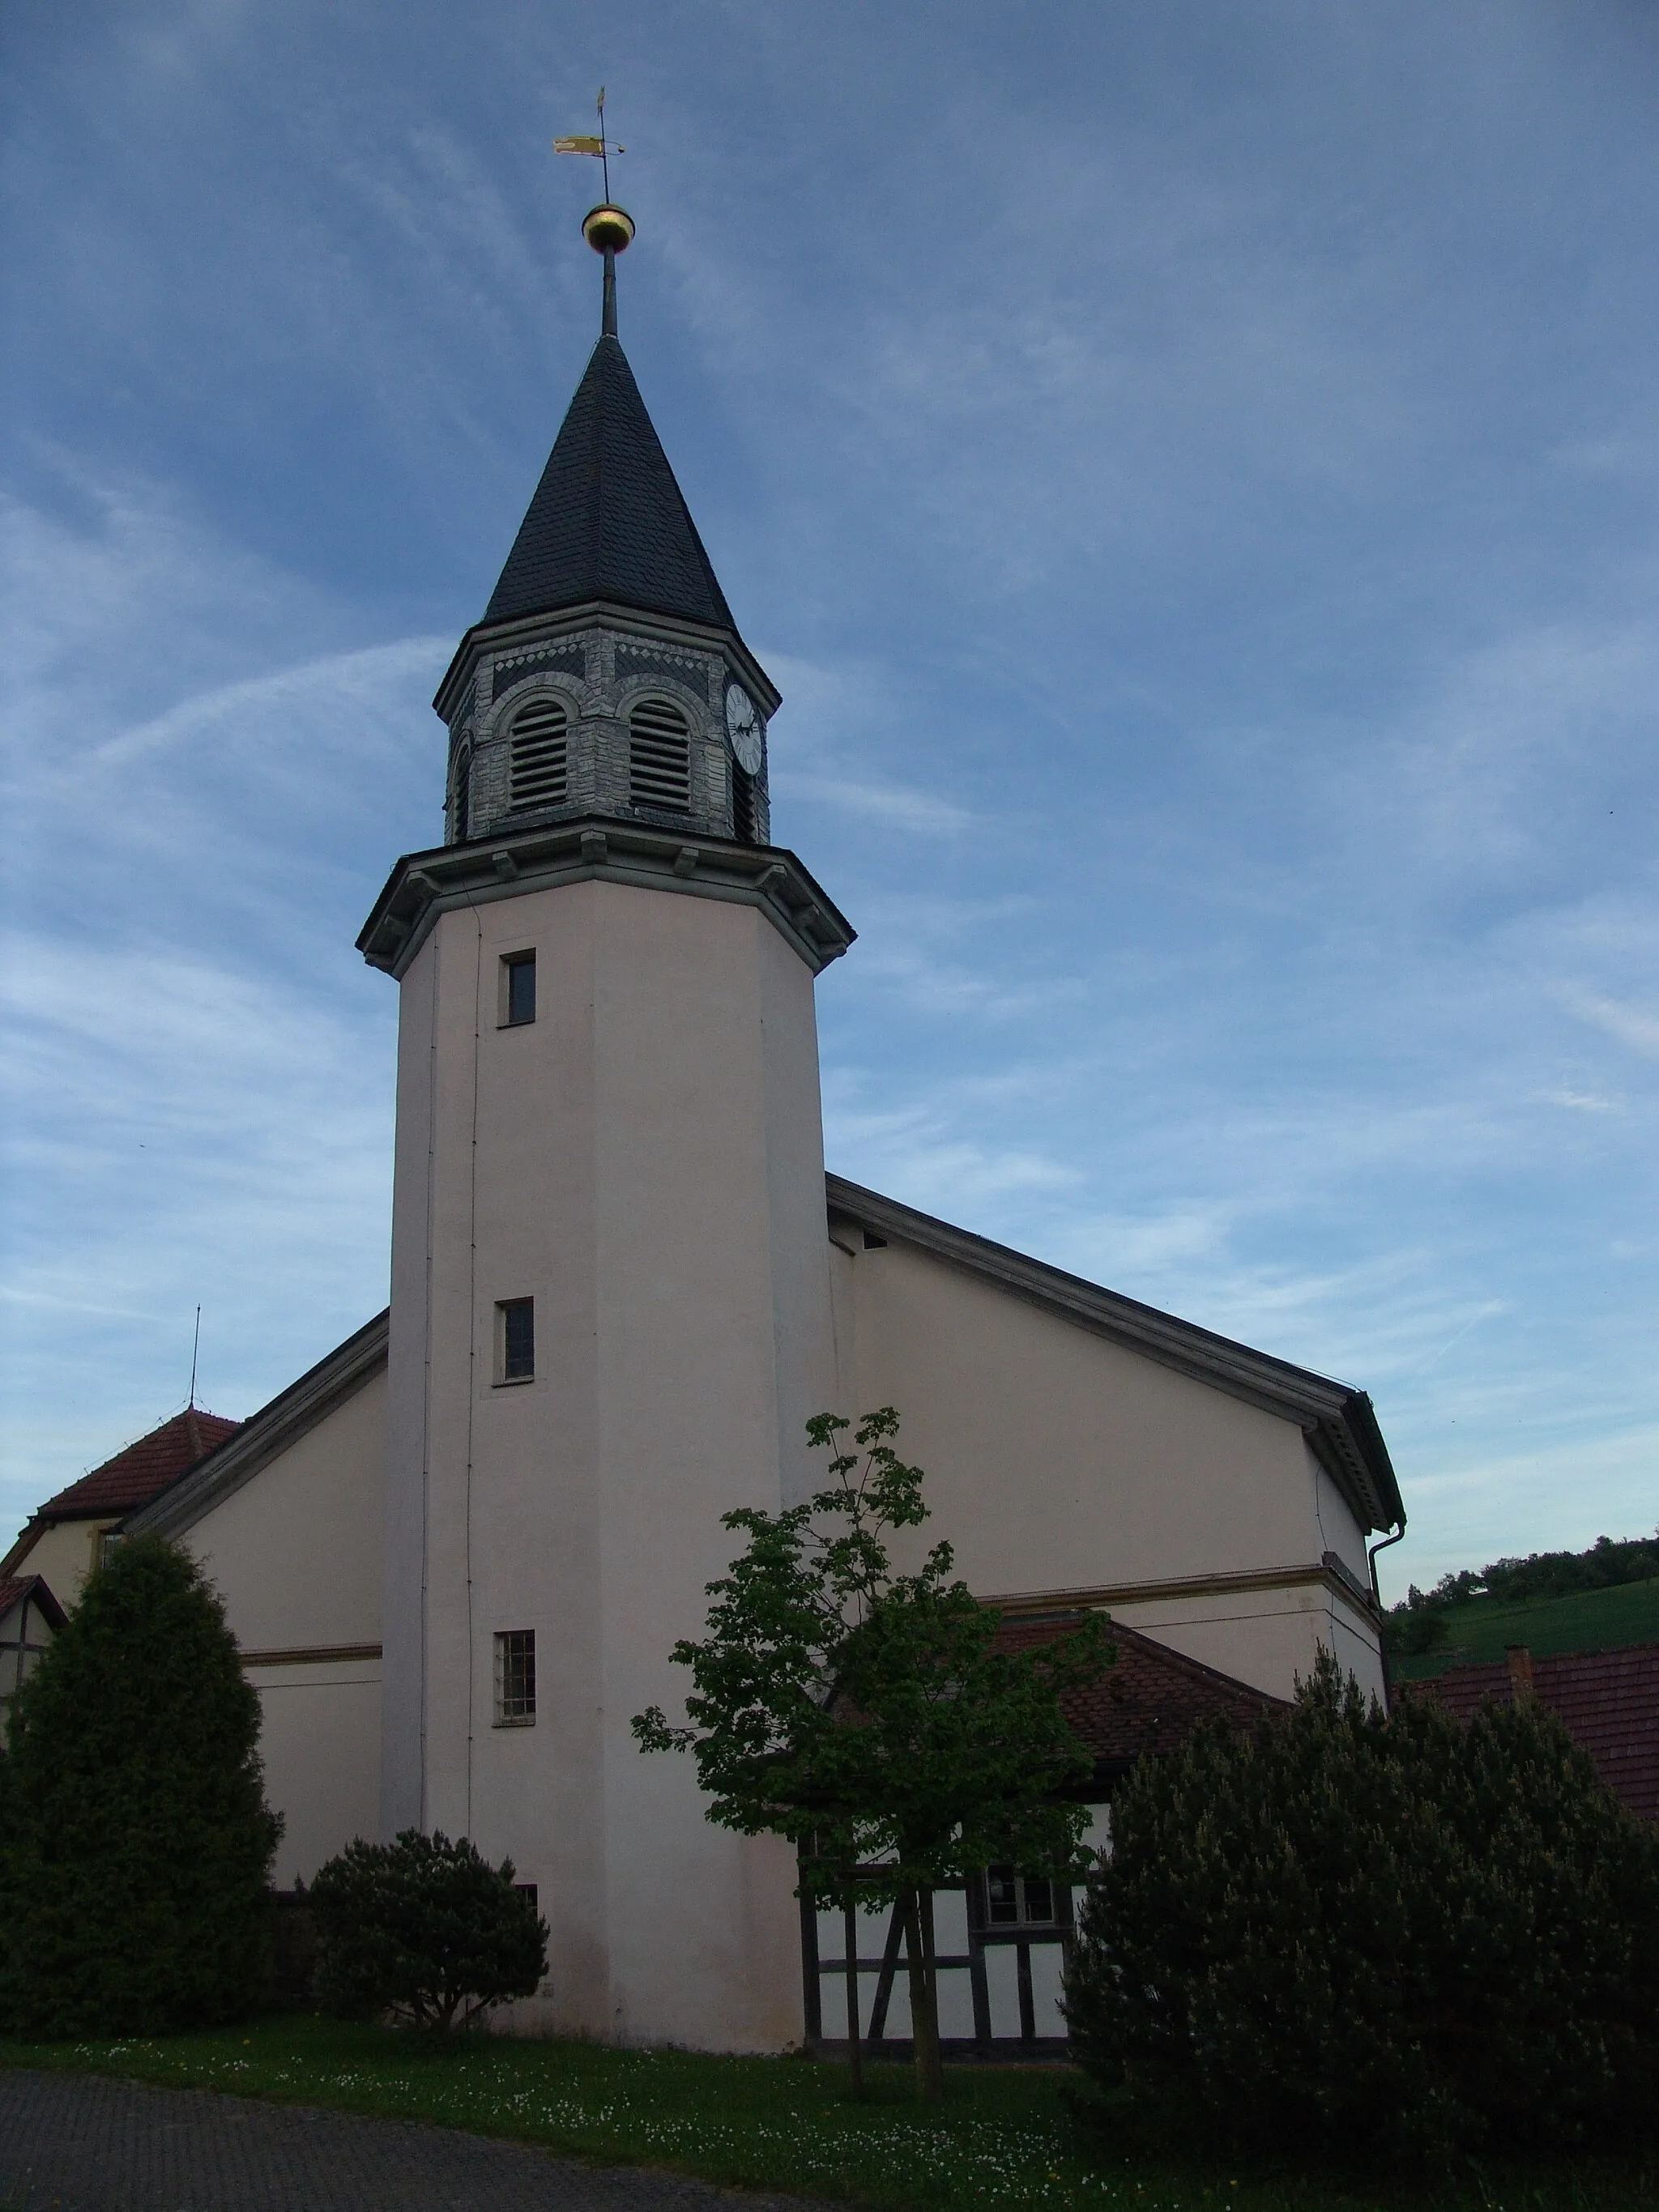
[555,85,625,202]
[554,87,633,337]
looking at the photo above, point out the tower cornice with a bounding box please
[433,599,780,725]
[358,818,854,982]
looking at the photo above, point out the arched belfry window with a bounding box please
[628,697,692,812]
[453,744,472,842]
[508,697,569,811]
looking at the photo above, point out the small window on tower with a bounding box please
[501,951,536,1027]
[497,1298,535,1383]
[494,1630,535,1725]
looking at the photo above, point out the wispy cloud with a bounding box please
[1566,993,1659,1059]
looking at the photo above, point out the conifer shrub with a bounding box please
[0,1535,281,2036]
[309,1829,548,2030]
[1063,1652,1659,2163]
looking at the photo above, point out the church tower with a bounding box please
[359,203,853,2048]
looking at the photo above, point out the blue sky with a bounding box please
[3,0,1657,1595]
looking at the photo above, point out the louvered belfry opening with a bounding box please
[731,763,757,844]
[628,696,692,812]
[453,746,471,842]
[508,697,569,811]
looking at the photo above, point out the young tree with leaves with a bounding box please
[0,1536,281,2035]
[633,1409,1111,2099]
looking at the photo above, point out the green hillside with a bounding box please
[1389,1575,1659,1683]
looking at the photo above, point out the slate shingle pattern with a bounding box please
[0,2071,838,2212]
[484,336,735,635]
[994,1613,1290,1769]
[1400,1643,1659,1823]
[36,1407,241,1522]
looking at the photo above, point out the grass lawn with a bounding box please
[1,2014,1655,2212]
[1390,1575,1659,1681]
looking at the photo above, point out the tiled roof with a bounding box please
[36,1409,241,1524]
[994,1612,1290,1770]
[483,335,736,633]
[1397,1644,1659,1824]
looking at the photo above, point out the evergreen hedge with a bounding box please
[309,1829,548,2030]
[1063,1652,1659,2162]
[0,1536,281,2035]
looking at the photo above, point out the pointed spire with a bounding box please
[482,207,735,633]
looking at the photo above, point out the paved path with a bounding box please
[0,2071,840,2212]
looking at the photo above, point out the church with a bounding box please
[2,203,1404,2056]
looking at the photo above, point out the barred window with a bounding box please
[628,697,692,812]
[508,697,569,810]
[494,1630,535,1725]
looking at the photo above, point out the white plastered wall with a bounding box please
[179,1366,388,1886]
[384,879,836,2052]
[830,1236,1384,1705]
[3,1518,110,1610]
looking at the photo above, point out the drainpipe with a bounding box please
[1367,1524,1405,1611]
[1367,1525,1405,1709]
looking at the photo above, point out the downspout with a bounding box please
[1367,1524,1405,1708]
[1367,1524,1405,1611]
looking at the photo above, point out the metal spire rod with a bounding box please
[556,89,634,337]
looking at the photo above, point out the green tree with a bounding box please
[309,1829,548,2031]
[0,1535,281,2035]
[633,1409,1111,2100]
[1064,1651,1659,2161]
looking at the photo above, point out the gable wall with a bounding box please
[3,1518,110,1611]
[831,1235,1383,1703]
[180,1365,387,1886]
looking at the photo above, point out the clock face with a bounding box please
[724,683,764,776]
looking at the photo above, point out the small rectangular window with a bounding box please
[498,1298,534,1383]
[494,1630,535,1724]
[501,951,536,1027]
[985,1865,1056,1926]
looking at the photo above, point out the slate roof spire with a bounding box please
[482,202,736,635]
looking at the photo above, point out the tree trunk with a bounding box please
[901,1888,945,2102]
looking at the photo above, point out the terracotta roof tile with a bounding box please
[994,1612,1290,1769]
[36,1409,241,1524]
[1397,1643,1659,1824]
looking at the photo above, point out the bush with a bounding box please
[1063,1651,1659,2163]
[0,1536,281,2035]
[309,1830,548,2030]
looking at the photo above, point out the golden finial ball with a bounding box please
[582,204,635,254]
